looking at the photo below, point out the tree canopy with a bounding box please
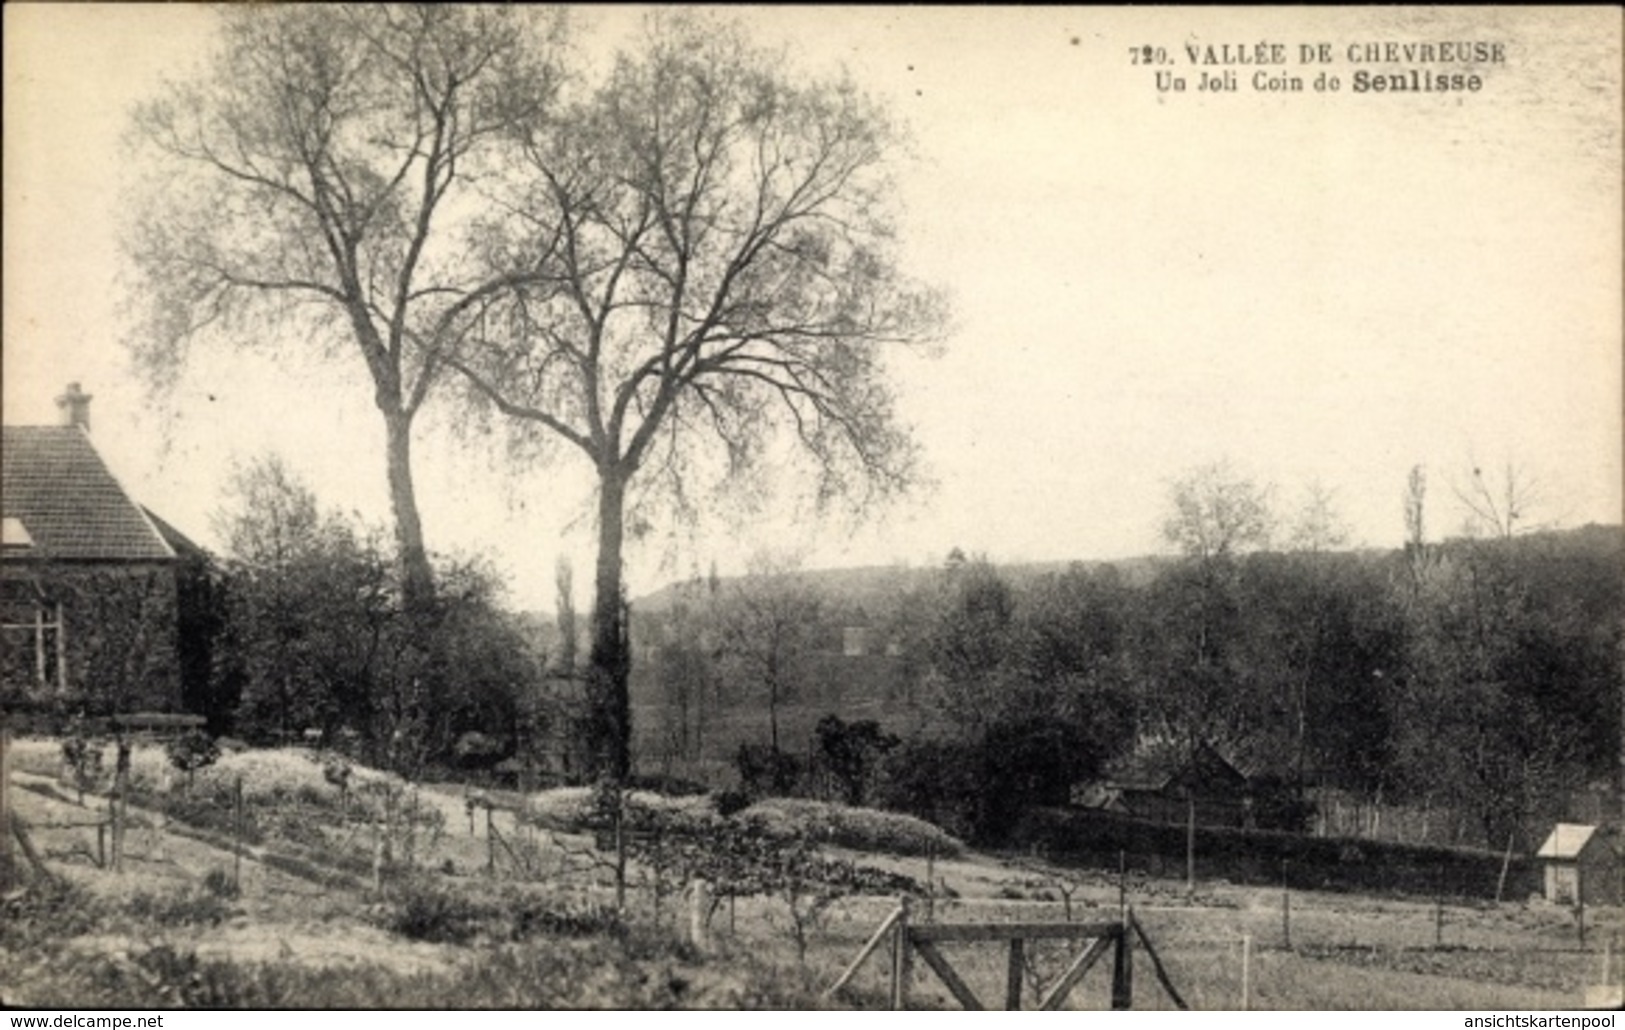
[445,12,948,778]
[126,5,568,606]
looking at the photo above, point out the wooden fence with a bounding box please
[824,898,1187,1010]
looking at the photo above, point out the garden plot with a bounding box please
[3,739,1619,1010]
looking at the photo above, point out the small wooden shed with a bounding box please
[1535,823,1620,907]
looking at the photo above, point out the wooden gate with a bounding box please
[825,899,1188,1011]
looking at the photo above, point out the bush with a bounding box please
[195,748,404,811]
[873,737,982,840]
[0,881,101,949]
[60,734,106,800]
[734,744,804,797]
[124,886,233,928]
[165,730,221,784]
[737,798,964,858]
[815,715,899,806]
[712,789,751,818]
[522,785,717,836]
[508,896,621,940]
[383,879,621,946]
[385,880,488,945]
[521,787,597,832]
[202,868,240,900]
[1012,805,1541,900]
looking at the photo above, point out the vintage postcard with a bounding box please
[3,5,1620,1013]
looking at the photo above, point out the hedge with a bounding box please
[1012,806,1540,901]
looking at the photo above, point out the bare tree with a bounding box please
[1162,461,1274,565]
[714,553,823,756]
[1289,480,1350,554]
[1402,464,1434,592]
[125,5,567,608]
[1453,460,1544,540]
[446,13,947,778]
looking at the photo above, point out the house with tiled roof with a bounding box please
[1071,738,1253,828]
[1070,736,1315,832]
[1,384,193,718]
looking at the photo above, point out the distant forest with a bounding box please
[629,524,1623,848]
[87,453,1618,854]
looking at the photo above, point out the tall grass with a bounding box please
[4,929,833,1008]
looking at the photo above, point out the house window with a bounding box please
[0,579,66,694]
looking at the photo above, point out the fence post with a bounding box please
[1241,933,1252,1010]
[1111,923,1133,1010]
[1281,859,1291,949]
[925,839,936,923]
[232,775,244,892]
[1434,873,1445,948]
[1601,934,1613,995]
[688,878,712,953]
[1495,831,1515,903]
[111,736,130,873]
[890,895,912,1010]
[0,719,12,892]
[1118,849,1127,924]
[1185,796,1196,900]
[1005,936,1024,1010]
[486,805,496,876]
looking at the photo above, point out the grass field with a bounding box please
[3,738,1619,1010]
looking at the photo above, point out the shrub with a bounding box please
[0,881,101,949]
[522,786,598,832]
[385,880,487,945]
[1012,805,1541,900]
[735,743,804,797]
[166,730,221,786]
[195,748,403,810]
[382,879,622,946]
[873,737,982,840]
[202,868,240,900]
[124,886,233,927]
[60,735,106,801]
[712,789,751,818]
[508,896,621,940]
[815,715,899,806]
[737,798,964,858]
[522,785,717,835]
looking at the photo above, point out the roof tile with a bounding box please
[1,426,174,561]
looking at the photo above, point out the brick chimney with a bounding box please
[55,382,92,431]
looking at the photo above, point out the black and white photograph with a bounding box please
[2,4,1621,1012]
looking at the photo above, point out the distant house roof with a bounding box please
[1103,737,1252,793]
[1,426,175,561]
[1536,823,1599,860]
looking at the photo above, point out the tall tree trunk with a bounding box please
[384,410,435,610]
[589,467,632,782]
[768,673,780,755]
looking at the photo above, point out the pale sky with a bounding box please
[5,6,1621,610]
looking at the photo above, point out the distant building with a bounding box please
[842,625,869,657]
[1535,823,1622,907]
[1,384,198,718]
[1072,738,1260,829]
